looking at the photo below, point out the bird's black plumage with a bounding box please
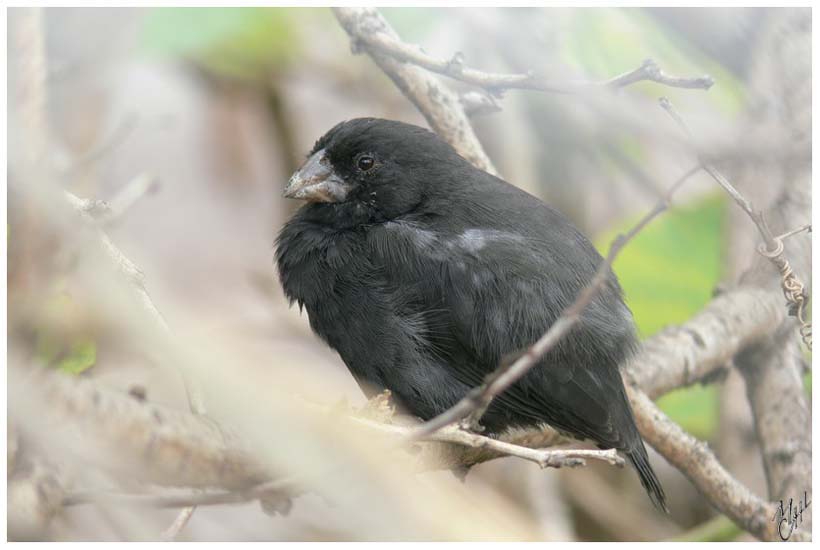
[276,118,666,511]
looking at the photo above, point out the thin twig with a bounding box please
[344,414,623,469]
[410,165,701,439]
[65,477,299,509]
[660,97,811,349]
[102,173,160,227]
[659,98,775,247]
[61,115,138,175]
[64,190,206,413]
[160,506,195,541]
[65,189,207,538]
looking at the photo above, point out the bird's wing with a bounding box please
[368,218,636,445]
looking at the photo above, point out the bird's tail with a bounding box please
[626,442,668,513]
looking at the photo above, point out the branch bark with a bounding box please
[626,386,780,541]
[341,24,714,95]
[732,65,812,538]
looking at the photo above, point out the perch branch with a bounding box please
[348,415,622,469]
[65,425,620,512]
[21,273,790,521]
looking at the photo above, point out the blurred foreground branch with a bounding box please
[9,278,791,522]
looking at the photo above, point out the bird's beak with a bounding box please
[283,149,351,203]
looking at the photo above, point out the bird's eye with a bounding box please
[357,155,375,172]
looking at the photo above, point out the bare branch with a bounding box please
[626,286,787,399]
[65,425,621,512]
[626,385,781,541]
[160,506,196,541]
[348,415,622,469]
[64,190,206,415]
[9,364,270,491]
[101,172,160,227]
[64,188,205,539]
[65,476,298,509]
[410,165,701,438]
[730,44,812,531]
[343,20,714,96]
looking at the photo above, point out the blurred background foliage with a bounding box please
[141,7,308,81]
[13,6,809,542]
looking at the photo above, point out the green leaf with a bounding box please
[669,515,742,542]
[56,339,97,375]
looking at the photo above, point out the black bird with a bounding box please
[276,118,666,511]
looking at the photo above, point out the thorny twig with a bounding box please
[410,165,702,439]
[659,97,811,349]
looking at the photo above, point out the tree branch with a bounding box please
[339,18,714,96]
[626,385,781,541]
[625,287,787,399]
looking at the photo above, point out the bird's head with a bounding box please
[284,118,467,223]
